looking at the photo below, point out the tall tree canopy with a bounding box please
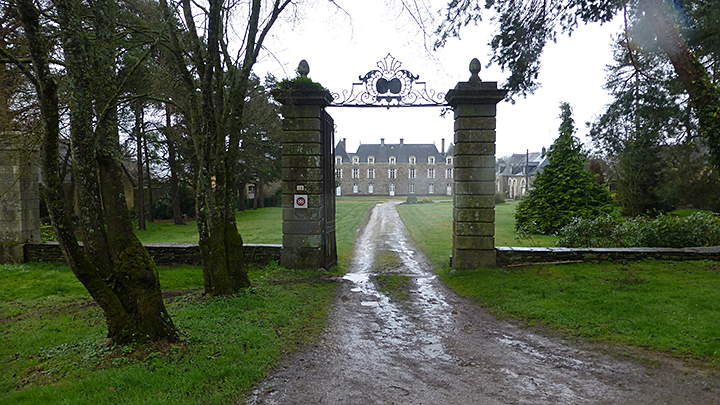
[435,0,720,165]
[515,103,613,234]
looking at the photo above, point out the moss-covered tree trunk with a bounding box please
[17,0,176,344]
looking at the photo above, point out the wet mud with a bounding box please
[245,201,720,404]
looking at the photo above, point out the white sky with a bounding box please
[252,0,622,158]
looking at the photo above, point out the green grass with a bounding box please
[0,262,336,404]
[437,261,720,363]
[371,274,412,302]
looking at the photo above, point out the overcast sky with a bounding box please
[252,0,622,158]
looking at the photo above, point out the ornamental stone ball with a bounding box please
[298,60,310,77]
[469,58,481,82]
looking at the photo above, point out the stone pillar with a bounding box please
[446,59,507,269]
[272,61,335,269]
[0,132,40,263]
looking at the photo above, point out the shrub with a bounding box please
[421,197,431,203]
[556,212,720,248]
[495,193,506,204]
[406,196,418,204]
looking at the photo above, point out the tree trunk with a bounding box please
[21,0,178,344]
[166,105,185,225]
[144,131,154,222]
[237,179,246,212]
[135,100,146,230]
[643,0,720,165]
[258,181,264,209]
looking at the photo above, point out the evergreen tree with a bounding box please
[515,103,613,234]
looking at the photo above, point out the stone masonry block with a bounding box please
[283,234,323,248]
[454,167,495,182]
[282,143,322,156]
[453,104,497,118]
[453,155,495,168]
[281,247,324,270]
[281,104,323,118]
[454,181,495,195]
[282,167,322,181]
[282,131,322,144]
[453,208,495,223]
[454,117,496,131]
[454,129,496,143]
[282,118,321,131]
[283,207,323,222]
[454,221,494,237]
[452,248,496,269]
[282,155,322,168]
[282,181,323,195]
[453,235,495,250]
[453,142,496,156]
[282,194,323,207]
[454,195,495,208]
[283,221,322,235]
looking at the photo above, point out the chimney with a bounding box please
[380,138,385,146]
[541,146,546,156]
[343,138,346,147]
[441,138,445,153]
[399,138,404,145]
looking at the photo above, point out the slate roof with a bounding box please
[496,152,548,177]
[335,140,453,164]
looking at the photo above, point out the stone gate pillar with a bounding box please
[272,61,337,270]
[446,59,507,269]
[0,132,40,263]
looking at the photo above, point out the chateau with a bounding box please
[334,138,454,196]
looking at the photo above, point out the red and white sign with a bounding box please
[294,194,308,209]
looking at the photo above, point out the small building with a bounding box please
[495,149,549,199]
[335,138,454,197]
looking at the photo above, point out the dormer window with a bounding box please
[446,157,452,164]
[389,156,396,165]
[336,156,342,165]
[409,156,416,165]
[368,156,375,165]
[428,156,436,164]
[352,156,359,165]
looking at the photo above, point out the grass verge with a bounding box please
[0,262,336,404]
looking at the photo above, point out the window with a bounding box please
[336,156,342,165]
[368,168,375,179]
[335,168,342,179]
[446,157,452,164]
[409,156,416,165]
[353,183,358,193]
[409,168,416,179]
[428,183,434,194]
[352,168,359,179]
[428,156,435,164]
[389,168,396,179]
[352,156,359,165]
[428,168,435,178]
[368,183,374,194]
[389,156,396,165]
[409,183,415,194]
[446,168,452,179]
[368,156,375,165]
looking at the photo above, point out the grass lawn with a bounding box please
[398,200,720,365]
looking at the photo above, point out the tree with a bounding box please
[515,103,613,234]
[157,0,291,295]
[3,0,176,344]
[435,0,720,165]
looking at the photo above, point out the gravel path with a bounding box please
[245,201,720,404]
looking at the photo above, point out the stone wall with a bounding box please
[496,246,720,266]
[25,242,281,267]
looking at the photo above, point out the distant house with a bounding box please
[335,138,454,197]
[495,149,549,199]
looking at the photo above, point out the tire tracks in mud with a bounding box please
[245,201,720,404]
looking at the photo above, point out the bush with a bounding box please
[421,197,431,203]
[556,212,720,248]
[406,196,418,204]
[495,193,506,204]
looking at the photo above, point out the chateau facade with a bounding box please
[335,138,454,197]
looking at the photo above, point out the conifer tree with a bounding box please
[515,103,613,234]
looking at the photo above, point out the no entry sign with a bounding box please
[294,194,308,209]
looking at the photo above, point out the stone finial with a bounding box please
[469,58,481,82]
[298,60,310,77]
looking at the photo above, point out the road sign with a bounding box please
[294,194,308,209]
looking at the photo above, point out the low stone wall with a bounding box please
[24,242,281,267]
[496,246,720,266]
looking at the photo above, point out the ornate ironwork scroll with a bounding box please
[331,54,447,107]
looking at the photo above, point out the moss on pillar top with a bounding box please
[272,60,333,106]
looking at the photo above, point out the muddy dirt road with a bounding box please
[245,201,719,404]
